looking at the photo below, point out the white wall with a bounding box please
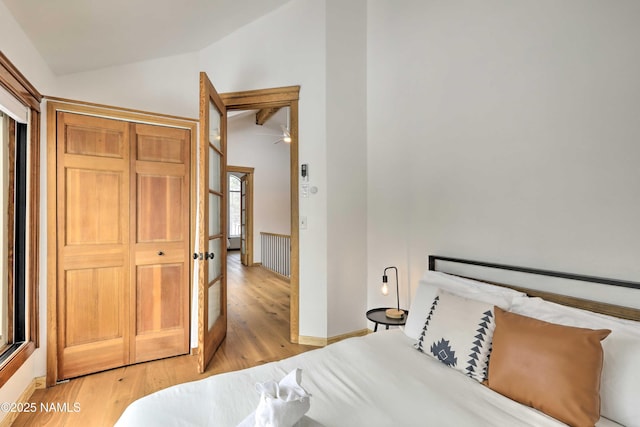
[227,112,291,262]
[326,0,368,336]
[366,2,413,312]
[367,0,640,310]
[0,3,57,93]
[54,52,200,118]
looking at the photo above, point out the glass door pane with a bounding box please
[198,72,227,373]
[207,99,222,323]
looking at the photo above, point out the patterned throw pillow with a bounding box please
[416,290,496,382]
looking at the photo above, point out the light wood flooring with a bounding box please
[13,252,316,426]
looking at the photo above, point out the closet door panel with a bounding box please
[65,267,123,346]
[136,264,183,333]
[64,167,123,245]
[63,115,125,158]
[57,112,130,380]
[136,173,185,242]
[131,123,190,364]
[136,128,185,163]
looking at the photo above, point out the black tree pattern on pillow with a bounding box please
[465,310,493,379]
[416,295,439,353]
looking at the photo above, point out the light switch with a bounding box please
[301,184,309,198]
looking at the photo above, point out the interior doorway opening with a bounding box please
[221,86,300,343]
[226,166,254,266]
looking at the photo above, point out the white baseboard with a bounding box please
[0,376,45,427]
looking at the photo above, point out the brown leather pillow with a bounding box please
[488,307,611,427]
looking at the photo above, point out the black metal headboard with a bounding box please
[428,255,640,290]
[428,255,640,321]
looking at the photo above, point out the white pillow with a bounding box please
[416,290,497,382]
[404,271,526,340]
[510,297,640,427]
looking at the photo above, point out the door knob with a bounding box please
[193,252,215,260]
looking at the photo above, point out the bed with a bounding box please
[115,256,640,427]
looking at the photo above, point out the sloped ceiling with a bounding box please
[2,0,291,75]
[229,107,289,141]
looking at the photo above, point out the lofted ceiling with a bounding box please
[227,107,289,137]
[229,107,289,141]
[2,0,291,75]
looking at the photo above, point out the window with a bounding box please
[0,113,27,357]
[0,51,41,386]
[228,175,241,237]
[0,113,7,352]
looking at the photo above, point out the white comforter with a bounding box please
[115,330,619,427]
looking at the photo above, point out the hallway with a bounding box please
[220,251,312,370]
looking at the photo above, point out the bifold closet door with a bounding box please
[131,123,190,363]
[56,112,131,379]
[56,113,190,380]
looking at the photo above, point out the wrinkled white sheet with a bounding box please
[115,330,619,427]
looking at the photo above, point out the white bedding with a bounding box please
[115,330,619,427]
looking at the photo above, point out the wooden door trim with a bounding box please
[45,96,196,123]
[221,86,300,343]
[221,86,299,110]
[46,100,197,386]
[227,166,254,266]
[46,102,57,387]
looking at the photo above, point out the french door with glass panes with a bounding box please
[197,72,228,372]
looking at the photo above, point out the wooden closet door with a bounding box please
[57,112,130,379]
[131,123,190,363]
[57,113,191,380]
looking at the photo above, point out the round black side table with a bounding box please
[366,307,408,332]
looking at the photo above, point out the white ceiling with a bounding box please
[3,0,291,75]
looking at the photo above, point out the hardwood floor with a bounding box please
[13,252,316,426]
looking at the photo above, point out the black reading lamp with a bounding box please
[381,266,404,319]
